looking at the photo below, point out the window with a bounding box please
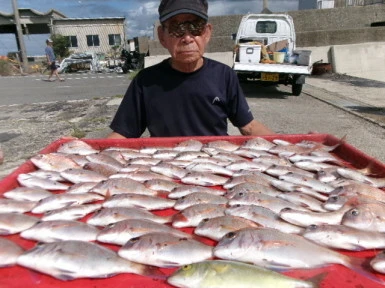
[256,21,277,34]
[66,35,78,48]
[108,34,122,46]
[86,35,100,47]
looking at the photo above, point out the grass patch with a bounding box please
[70,125,86,138]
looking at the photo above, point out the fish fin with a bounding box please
[55,269,77,281]
[156,190,169,198]
[347,255,385,285]
[139,265,167,280]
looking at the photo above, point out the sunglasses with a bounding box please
[163,20,207,38]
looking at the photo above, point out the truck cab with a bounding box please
[233,14,313,96]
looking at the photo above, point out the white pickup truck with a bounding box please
[233,14,313,96]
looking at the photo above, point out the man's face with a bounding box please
[158,14,212,66]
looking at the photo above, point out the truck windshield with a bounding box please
[256,21,277,33]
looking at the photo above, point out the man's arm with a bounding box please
[239,119,275,136]
[107,132,127,139]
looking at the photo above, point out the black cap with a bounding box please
[159,0,208,23]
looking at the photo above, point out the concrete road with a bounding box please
[0,72,384,179]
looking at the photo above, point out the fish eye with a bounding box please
[129,237,140,243]
[202,218,209,223]
[182,264,192,271]
[238,192,244,197]
[225,231,236,239]
[350,209,360,216]
[329,196,339,202]
[281,207,292,212]
[308,224,318,230]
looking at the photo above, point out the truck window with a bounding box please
[256,21,277,34]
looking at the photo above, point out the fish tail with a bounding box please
[138,264,167,280]
[346,255,385,285]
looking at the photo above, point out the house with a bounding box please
[51,17,126,55]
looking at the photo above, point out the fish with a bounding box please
[186,162,234,177]
[194,215,261,241]
[173,139,203,152]
[213,227,384,285]
[371,251,385,274]
[111,170,172,182]
[341,202,385,232]
[270,180,329,201]
[150,162,188,179]
[57,139,99,155]
[204,140,240,152]
[152,149,180,160]
[330,183,385,203]
[87,207,171,226]
[20,220,100,242]
[27,170,65,182]
[233,148,272,158]
[181,171,229,186]
[240,137,276,151]
[174,151,210,161]
[172,204,226,228]
[17,240,163,280]
[17,173,69,190]
[277,192,327,212]
[118,232,213,268]
[102,193,175,210]
[336,168,385,188]
[3,187,53,202]
[30,153,81,172]
[65,182,98,194]
[167,260,317,288]
[302,224,385,251]
[225,160,271,172]
[174,192,228,210]
[31,192,104,214]
[223,172,274,189]
[265,164,315,178]
[144,178,182,192]
[294,161,340,172]
[83,162,120,177]
[90,178,158,197]
[279,172,335,193]
[0,212,40,235]
[225,204,304,234]
[41,203,102,221]
[85,153,125,171]
[224,182,282,199]
[59,168,108,184]
[97,218,191,245]
[0,237,24,267]
[168,185,225,199]
[0,198,37,213]
[228,192,308,214]
[128,157,162,166]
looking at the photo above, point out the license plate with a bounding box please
[261,73,279,82]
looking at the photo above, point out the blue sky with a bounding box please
[0,0,300,56]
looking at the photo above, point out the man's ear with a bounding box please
[203,23,213,45]
[158,25,167,48]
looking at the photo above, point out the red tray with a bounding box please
[1,134,385,288]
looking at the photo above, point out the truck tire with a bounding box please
[292,83,303,96]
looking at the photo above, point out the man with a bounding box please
[108,0,274,138]
[45,38,64,82]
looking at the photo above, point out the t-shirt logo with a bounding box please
[212,96,220,105]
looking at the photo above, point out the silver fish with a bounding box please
[371,251,385,274]
[60,168,108,184]
[173,139,203,152]
[0,237,24,267]
[30,153,81,172]
[57,139,99,155]
[341,202,385,232]
[3,187,53,202]
[174,192,228,210]
[144,178,182,192]
[204,140,240,152]
[128,157,162,166]
[118,232,213,268]
[65,182,98,194]
[152,149,180,160]
[240,137,276,151]
[20,220,100,242]
[41,203,102,221]
[265,164,315,178]
[233,148,272,158]
[337,168,385,188]
[31,192,104,214]
[0,198,37,213]
[90,178,158,197]
[150,162,188,179]
[270,180,328,201]
[102,193,175,210]
[27,170,65,182]
[83,162,120,177]
[17,173,69,190]
[225,204,304,234]
[172,204,226,228]
[0,212,40,235]
[181,171,229,186]
[87,207,171,226]
[194,215,261,241]
[174,151,210,161]
[223,172,274,189]
[17,240,162,280]
[279,172,335,193]
[302,224,385,251]
[167,260,317,288]
[224,182,281,199]
[186,162,234,177]
[168,185,225,199]
[225,160,271,172]
[97,218,191,245]
[85,153,125,171]
[277,192,327,212]
[111,170,172,182]
[294,161,339,172]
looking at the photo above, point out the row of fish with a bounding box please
[1,137,385,287]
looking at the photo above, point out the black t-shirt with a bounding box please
[110,57,254,137]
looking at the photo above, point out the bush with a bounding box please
[0,59,12,76]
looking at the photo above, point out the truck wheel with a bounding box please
[292,83,303,96]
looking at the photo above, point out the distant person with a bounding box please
[108,0,274,138]
[45,38,64,82]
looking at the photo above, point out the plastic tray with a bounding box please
[1,134,385,288]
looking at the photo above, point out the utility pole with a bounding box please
[263,0,268,9]
[12,0,29,73]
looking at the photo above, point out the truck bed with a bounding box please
[233,62,312,75]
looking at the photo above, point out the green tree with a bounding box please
[51,34,71,59]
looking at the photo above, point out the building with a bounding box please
[299,0,384,9]
[51,17,126,55]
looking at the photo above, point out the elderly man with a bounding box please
[108,0,274,138]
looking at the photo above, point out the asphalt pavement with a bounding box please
[0,72,384,179]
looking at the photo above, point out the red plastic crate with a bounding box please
[0,134,385,288]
